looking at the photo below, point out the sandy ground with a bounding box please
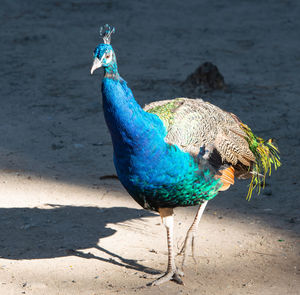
[0,0,300,294]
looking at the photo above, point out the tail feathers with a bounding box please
[240,123,281,200]
[215,166,235,191]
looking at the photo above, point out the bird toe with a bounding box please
[150,270,184,286]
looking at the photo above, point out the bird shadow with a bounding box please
[0,204,159,274]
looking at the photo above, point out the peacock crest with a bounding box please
[99,24,115,44]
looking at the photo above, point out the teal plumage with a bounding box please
[92,26,221,213]
[91,25,280,286]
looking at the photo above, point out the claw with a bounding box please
[141,272,162,280]
[151,269,184,286]
[177,268,184,277]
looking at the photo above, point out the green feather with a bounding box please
[240,123,281,200]
[146,98,183,129]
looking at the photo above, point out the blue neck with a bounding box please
[101,70,166,156]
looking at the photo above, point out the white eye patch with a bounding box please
[102,51,112,64]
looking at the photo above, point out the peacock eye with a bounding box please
[106,54,110,59]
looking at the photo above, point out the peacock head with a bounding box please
[91,24,117,75]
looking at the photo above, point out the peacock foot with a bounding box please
[150,268,184,286]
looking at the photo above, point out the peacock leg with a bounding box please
[151,208,183,286]
[179,200,208,269]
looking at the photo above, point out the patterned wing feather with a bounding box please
[145,97,280,199]
[145,98,254,165]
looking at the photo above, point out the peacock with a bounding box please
[90,25,281,286]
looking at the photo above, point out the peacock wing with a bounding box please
[145,97,280,199]
[145,98,254,164]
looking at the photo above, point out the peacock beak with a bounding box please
[90,57,102,75]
